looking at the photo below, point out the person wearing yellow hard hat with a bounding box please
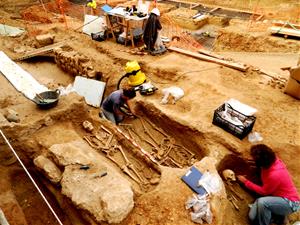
[86,0,97,15]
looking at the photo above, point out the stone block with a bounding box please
[33,155,62,184]
[35,33,55,46]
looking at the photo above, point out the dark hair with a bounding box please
[123,88,136,99]
[250,144,276,169]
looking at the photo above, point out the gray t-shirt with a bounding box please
[101,90,125,113]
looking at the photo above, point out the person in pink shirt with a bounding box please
[237,144,300,225]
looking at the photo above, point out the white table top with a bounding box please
[107,6,148,21]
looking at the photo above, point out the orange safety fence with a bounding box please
[18,0,203,52]
[160,15,203,51]
[247,0,267,32]
[20,0,89,35]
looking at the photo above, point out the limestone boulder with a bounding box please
[35,34,55,46]
[49,140,94,166]
[4,109,20,123]
[33,155,62,184]
[61,165,134,224]
[49,140,134,223]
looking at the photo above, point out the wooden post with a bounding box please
[168,46,248,72]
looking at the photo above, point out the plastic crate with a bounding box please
[212,103,256,139]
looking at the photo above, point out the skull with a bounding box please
[222,169,236,182]
[82,121,94,132]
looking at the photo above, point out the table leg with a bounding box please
[106,15,116,40]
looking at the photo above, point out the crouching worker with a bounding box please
[237,144,300,225]
[101,88,137,125]
[143,8,166,54]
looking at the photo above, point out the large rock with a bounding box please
[61,165,134,224]
[49,140,94,166]
[4,109,20,123]
[49,140,134,224]
[33,155,62,184]
[35,33,55,46]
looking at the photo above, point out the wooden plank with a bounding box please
[198,49,225,60]
[190,3,200,9]
[272,21,300,30]
[200,3,256,14]
[168,46,248,72]
[209,7,220,13]
[14,42,66,61]
[269,26,300,38]
[163,0,198,7]
[255,14,264,21]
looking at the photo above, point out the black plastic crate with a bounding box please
[212,103,256,139]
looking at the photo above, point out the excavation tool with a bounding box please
[92,170,108,179]
[80,165,90,170]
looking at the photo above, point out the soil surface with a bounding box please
[0,0,300,225]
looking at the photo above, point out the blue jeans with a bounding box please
[249,196,298,225]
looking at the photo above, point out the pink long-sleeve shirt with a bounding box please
[244,158,300,202]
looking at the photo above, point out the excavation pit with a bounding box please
[1,1,300,224]
[0,61,208,224]
[217,154,260,221]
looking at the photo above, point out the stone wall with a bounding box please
[54,48,102,79]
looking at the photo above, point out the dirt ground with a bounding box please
[0,0,300,225]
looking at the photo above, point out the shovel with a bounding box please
[36,93,46,103]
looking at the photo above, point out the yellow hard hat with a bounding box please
[87,0,97,9]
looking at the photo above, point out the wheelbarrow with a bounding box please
[33,89,60,109]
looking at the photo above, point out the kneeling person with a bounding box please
[101,88,136,125]
[238,144,300,225]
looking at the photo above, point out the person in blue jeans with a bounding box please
[238,144,300,225]
[101,88,136,125]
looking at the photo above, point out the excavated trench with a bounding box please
[217,154,260,222]
[0,40,271,223]
[0,4,279,222]
[0,57,210,224]
[0,16,284,225]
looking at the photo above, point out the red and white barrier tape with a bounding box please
[116,127,159,165]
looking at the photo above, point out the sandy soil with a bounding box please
[0,0,300,225]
